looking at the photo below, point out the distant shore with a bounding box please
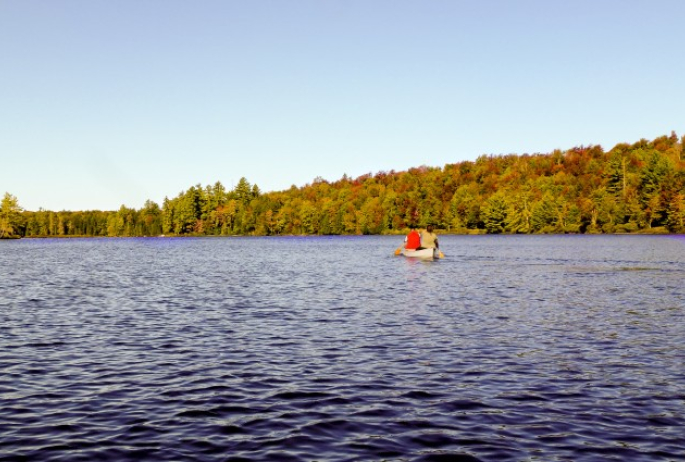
[6,226,675,240]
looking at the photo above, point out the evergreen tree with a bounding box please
[482,193,508,234]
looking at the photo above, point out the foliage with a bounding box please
[9,133,685,238]
[0,193,23,238]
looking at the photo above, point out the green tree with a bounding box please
[638,152,673,228]
[606,153,628,198]
[235,177,253,205]
[482,192,508,234]
[0,193,23,238]
[141,200,162,236]
[504,192,532,234]
[107,208,126,237]
[530,192,560,233]
[448,184,481,231]
[639,152,672,200]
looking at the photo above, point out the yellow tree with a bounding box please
[666,193,685,232]
[505,191,533,234]
[0,193,23,238]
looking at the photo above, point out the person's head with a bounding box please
[426,224,434,233]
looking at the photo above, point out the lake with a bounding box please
[1,235,684,462]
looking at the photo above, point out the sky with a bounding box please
[1,0,684,211]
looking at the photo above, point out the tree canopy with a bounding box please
[6,133,685,238]
[0,193,23,238]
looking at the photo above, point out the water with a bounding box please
[1,235,684,462]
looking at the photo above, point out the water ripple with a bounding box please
[1,235,684,461]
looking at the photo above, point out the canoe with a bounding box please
[401,248,441,259]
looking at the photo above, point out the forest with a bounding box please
[2,132,685,238]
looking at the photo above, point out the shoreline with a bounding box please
[8,227,676,240]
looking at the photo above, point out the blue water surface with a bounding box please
[1,235,684,461]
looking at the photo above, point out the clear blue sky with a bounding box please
[2,0,684,211]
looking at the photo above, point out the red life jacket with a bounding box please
[405,230,420,249]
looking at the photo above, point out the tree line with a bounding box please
[2,132,685,239]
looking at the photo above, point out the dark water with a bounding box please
[1,235,684,462]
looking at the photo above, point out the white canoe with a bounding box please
[401,248,441,259]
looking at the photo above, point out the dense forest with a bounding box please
[2,133,685,239]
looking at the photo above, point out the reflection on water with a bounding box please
[1,235,684,461]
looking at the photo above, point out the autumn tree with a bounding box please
[11,132,685,237]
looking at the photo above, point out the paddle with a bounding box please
[394,246,403,256]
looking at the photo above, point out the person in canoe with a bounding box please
[394,227,422,255]
[404,226,422,250]
[421,224,439,250]
[395,225,444,258]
